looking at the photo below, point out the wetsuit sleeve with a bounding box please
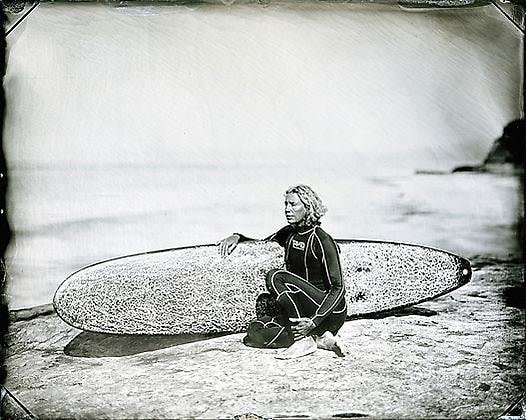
[233,233,255,243]
[263,225,293,248]
[234,225,292,247]
[311,229,345,327]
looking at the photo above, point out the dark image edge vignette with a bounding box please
[1,2,10,393]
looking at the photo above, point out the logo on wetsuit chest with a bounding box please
[292,239,306,251]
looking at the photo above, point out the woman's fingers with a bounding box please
[290,317,309,326]
[219,240,228,257]
[218,237,238,257]
[223,241,231,257]
[292,325,306,335]
[290,318,315,337]
[289,317,302,323]
[293,332,304,340]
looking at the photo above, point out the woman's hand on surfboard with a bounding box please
[217,234,240,257]
[290,317,316,339]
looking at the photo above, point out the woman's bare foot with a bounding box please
[314,331,346,357]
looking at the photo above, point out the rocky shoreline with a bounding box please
[2,257,524,419]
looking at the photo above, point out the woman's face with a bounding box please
[284,193,306,225]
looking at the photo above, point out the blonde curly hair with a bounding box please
[285,184,328,226]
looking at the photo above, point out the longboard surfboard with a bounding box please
[53,240,471,335]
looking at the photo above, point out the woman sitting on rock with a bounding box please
[218,184,347,359]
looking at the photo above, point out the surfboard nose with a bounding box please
[459,258,472,285]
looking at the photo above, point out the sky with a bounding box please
[3,2,523,173]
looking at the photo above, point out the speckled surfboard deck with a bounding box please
[53,240,471,335]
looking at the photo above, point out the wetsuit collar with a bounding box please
[294,223,319,234]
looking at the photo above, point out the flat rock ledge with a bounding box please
[4,262,525,419]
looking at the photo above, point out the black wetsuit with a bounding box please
[243,224,347,348]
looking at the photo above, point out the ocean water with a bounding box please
[3,2,524,309]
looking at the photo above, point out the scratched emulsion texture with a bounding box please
[3,2,524,309]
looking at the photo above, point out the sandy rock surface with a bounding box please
[4,262,525,419]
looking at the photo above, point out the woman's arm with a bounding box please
[217,225,292,257]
